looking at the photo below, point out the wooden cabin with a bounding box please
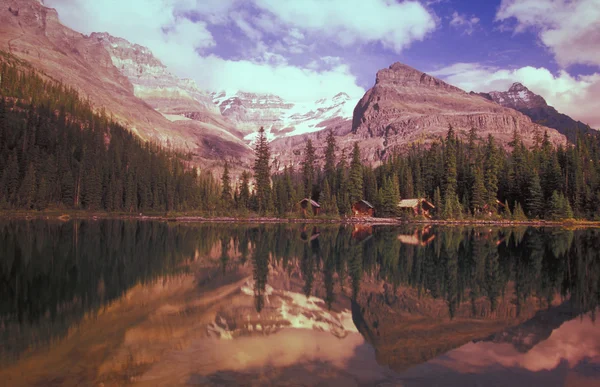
[397,198,435,218]
[352,200,374,217]
[298,198,321,216]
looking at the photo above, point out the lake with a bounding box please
[0,220,598,386]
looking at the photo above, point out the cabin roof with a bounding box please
[299,198,320,208]
[398,198,435,209]
[354,199,374,208]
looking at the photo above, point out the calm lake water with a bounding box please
[0,220,599,386]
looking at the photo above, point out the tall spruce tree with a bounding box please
[526,174,544,218]
[221,162,232,205]
[253,127,272,214]
[302,139,316,199]
[349,142,363,204]
[324,130,337,192]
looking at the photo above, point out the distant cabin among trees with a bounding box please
[352,200,375,217]
[398,199,435,218]
[299,198,320,216]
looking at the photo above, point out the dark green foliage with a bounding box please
[302,139,316,198]
[349,142,363,203]
[221,162,232,205]
[0,56,218,212]
[253,126,272,214]
[526,174,544,218]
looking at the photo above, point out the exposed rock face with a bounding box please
[0,0,253,167]
[480,82,595,141]
[91,32,221,118]
[352,62,566,150]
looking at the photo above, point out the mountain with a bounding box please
[0,0,252,167]
[477,82,595,141]
[352,62,566,150]
[212,90,356,142]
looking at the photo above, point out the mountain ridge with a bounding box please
[476,82,595,142]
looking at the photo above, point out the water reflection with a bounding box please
[0,220,599,386]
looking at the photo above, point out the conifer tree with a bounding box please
[221,162,232,205]
[513,202,527,221]
[239,171,251,210]
[321,179,334,215]
[349,142,363,204]
[19,163,36,209]
[302,139,316,198]
[471,166,486,215]
[526,174,544,218]
[484,135,500,207]
[324,130,337,191]
[253,127,272,214]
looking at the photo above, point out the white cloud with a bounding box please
[253,0,436,53]
[44,0,368,102]
[496,0,600,67]
[430,63,600,128]
[449,11,480,35]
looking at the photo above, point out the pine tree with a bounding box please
[513,202,527,221]
[349,142,363,204]
[221,162,232,205]
[471,166,486,215]
[484,135,500,207]
[503,200,512,219]
[526,174,544,218]
[18,163,36,209]
[324,130,337,191]
[253,127,272,214]
[433,186,442,217]
[443,125,458,199]
[321,179,333,215]
[549,190,563,220]
[302,139,316,198]
[239,171,251,210]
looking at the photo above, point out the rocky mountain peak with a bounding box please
[488,82,547,110]
[375,62,463,93]
[351,61,566,151]
[508,82,527,92]
[483,83,594,141]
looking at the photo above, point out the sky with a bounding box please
[43,0,600,128]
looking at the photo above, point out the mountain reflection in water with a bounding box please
[0,220,598,386]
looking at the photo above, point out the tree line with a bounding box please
[231,124,600,220]
[3,48,600,220]
[0,55,221,212]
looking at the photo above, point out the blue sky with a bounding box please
[45,0,600,127]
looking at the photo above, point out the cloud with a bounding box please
[253,0,436,53]
[43,0,371,102]
[449,11,480,35]
[430,63,600,128]
[496,0,600,67]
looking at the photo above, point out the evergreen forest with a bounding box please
[2,51,600,220]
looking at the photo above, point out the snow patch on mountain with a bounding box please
[213,91,357,144]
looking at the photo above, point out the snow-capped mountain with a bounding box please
[487,82,547,111]
[91,32,356,145]
[478,82,595,141]
[212,90,357,143]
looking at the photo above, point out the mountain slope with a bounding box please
[213,90,356,142]
[0,0,252,167]
[477,82,595,142]
[352,62,565,149]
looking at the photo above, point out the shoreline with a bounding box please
[1,210,599,228]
